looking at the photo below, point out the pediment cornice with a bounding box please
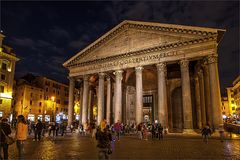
[67,35,217,68]
[64,20,223,68]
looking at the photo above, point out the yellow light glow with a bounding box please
[7,68,11,72]
[51,96,55,101]
[0,92,12,99]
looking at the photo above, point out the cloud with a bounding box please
[49,27,71,39]
[11,37,35,47]
[69,34,91,49]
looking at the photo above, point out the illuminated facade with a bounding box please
[64,20,225,132]
[221,97,230,118]
[226,87,237,116]
[14,75,80,122]
[232,75,240,116]
[0,33,19,119]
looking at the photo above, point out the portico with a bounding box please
[63,20,225,132]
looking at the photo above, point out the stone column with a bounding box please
[199,70,207,126]
[68,77,75,126]
[82,75,89,125]
[97,73,105,125]
[106,76,111,124]
[88,88,93,122]
[135,66,143,125]
[79,84,83,125]
[207,54,223,130]
[203,63,213,126]
[114,70,123,123]
[156,63,168,128]
[194,76,202,129]
[180,59,193,130]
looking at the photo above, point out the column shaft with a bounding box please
[203,64,213,126]
[207,55,223,130]
[79,85,83,125]
[180,59,193,129]
[82,76,89,125]
[68,78,75,126]
[106,77,111,124]
[97,73,105,125]
[135,67,143,125]
[194,76,202,129]
[114,70,123,123]
[199,70,207,126]
[156,63,168,128]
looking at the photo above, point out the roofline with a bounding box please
[63,20,226,67]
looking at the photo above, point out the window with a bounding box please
[30,100,32,105]
[39,102,42,107]
[0,99,2,104]
[40,95,42,99]
[56,99,60,104]
[57,90,60,95]
[22,92,24,96]
[1,74,6,80]
[0,86,4,93]
[64,100,68,105]
[53,89,55,93]
[30,93,33,97]
[2,63,7,70]
[39,109,41,113]
[46,88,48,92]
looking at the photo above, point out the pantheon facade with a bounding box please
[63,20,225,133]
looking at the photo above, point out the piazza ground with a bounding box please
[8,133,240,159]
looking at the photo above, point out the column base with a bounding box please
[182,129,196,135]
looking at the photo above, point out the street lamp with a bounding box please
[51,96,55,122]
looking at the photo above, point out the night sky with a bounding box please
[1,1,239,94]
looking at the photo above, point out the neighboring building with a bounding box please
[232,75,240,116]
[0,33,19,119]
[64,20,225,131]
[221,97,230,118]
[226,87,237,116]
[14,74,80,122]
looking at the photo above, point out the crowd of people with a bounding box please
[0,116,231,160]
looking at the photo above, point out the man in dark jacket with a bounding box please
[96,126,112,159]
[0,118,12,159]
[35,120,43,141]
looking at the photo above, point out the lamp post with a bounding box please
[51,96,55,122]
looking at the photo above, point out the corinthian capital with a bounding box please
[98,72,105,79]
[206,54,218,64]
[83,75,89,81]
[179,59,189,69]
[156,62,166,72]
[114,70,123,79]
[135,66,143,73]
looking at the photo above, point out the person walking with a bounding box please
[201,124,212,143]
[0,118,12,160]
[15,115,28,159]
[35,120,43,141]
[113,120,122,141]
[137,123,143,140]
[96,122,112,160]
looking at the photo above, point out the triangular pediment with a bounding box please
[64,20,225,68]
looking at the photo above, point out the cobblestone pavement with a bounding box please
[8,133,240,160]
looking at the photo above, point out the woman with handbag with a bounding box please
[0,118,12,160]
[15,115,28,159]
